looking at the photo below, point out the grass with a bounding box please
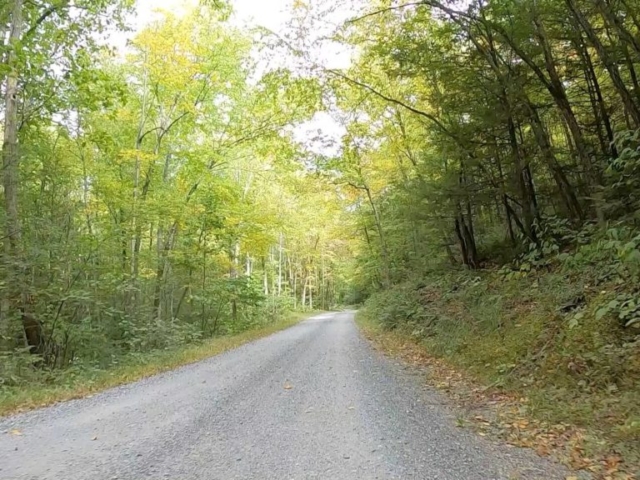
[357,271,640,479]
[0,311,317,417]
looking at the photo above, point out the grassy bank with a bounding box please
[0,311,317,417]
[357,262,640,479]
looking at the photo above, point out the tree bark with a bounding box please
[362,184,391,287]
[567,0,640,126]
[1,0,44,352]
[277,232,283,296]
[230,240,240,322]
[531,11,596,183]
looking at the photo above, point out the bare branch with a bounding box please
[326,69,457,140]
[346,2,426,24]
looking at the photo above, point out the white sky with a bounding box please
[113,0,349,155]
[133,0,290,31]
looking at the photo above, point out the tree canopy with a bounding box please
[0,0,354,372]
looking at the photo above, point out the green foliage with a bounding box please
[0,2,354,391]
[363,282,431,331]
[329,0,640,466]
[606,130,640,216]
[361,258,640,460]
[0,311,312,416]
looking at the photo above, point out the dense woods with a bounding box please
[0,1,352,385]
[330,0,640,470]
[329,0,640,280]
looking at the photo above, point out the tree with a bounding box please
[0,2,354,373]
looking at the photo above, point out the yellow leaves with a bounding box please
[534,443,551,457]
[512,419,529,429]
[128,9,245,102]
[9,429,22,436]
[293,0,307,9]
[139,268,157,280]
[283,380,293,390]
[117,149,157,167]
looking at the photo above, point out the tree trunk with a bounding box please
[532,12,597,184]
[471,16,583,222]
[262,256,269,295]
[363,184,391,287]
[574,28,616,157]
[230,240,239,322]
[567,0,640,126]
[278,232,283,296]
[524,103,584,221]
[506,109,537,240]
[1,0,43,351]
[594,0,640,56]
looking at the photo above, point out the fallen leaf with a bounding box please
[536,444,550,457]
[91,436,98,441]
[9,429,22,436]
[283,381,293,390]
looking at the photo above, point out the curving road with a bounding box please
[0,311,570,479]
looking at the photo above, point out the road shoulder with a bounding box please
[0,311,319,418]
[355,311,596,480]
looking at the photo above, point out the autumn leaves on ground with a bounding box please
[1,0,640,479]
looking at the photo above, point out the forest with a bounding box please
[2,0,640,475]
[331,0,640,473]
[0,0,354,398]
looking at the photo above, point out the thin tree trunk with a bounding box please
[278,232,283,296]
[532,11,596,184]
[363,184,391,286]
[471,14,583,222]
[230,240,239,322]
[595,0,640,56]
[567,0,640,126]
[293,266,297,309]
[262,256,269,295]
[524,104,584,221]
[2,0,44,352]
[575,29,617,157]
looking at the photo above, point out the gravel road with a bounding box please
[0,311,571,479]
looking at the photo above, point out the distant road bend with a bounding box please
[0,311,571,479]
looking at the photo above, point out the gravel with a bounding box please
[0,311,572,479]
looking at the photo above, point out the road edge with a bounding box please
[354,311,600,480]
[0,311,322,418]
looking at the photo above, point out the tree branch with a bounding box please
[346,2,426,24]
[137,126,163,147]
[158,111,190,142]
[24,2,68,39]
[327,69,458,142]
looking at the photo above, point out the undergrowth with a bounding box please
[360,222,640,478]
[0,311,315,416]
